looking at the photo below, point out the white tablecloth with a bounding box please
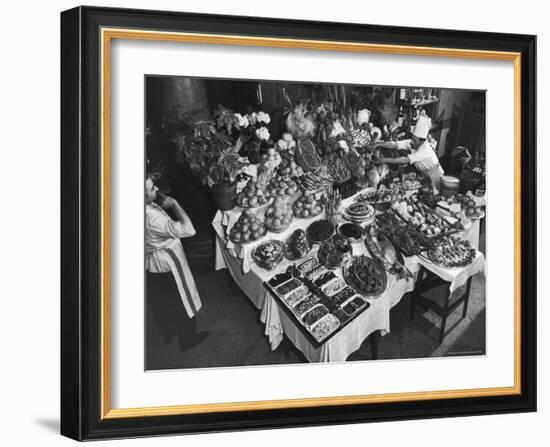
[212,187,485,362]
[215,232,415,362]
[212,191,317,274]
[405,252,486,294]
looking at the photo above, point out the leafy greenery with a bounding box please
[173,108,248,186]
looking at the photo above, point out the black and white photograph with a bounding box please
[144,76,487,370]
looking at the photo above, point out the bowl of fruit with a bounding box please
[458,196,485,219]
[293,194,323,219]
[252,240,286,270]
[264,196,294,233]
[229,209,267,244]
[306,219,335,245]
[234,180,271,209]
[277,156,304,179]
[267,175,299,198]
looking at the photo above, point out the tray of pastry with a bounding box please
[340,295,369,318]
[301,304,330,327]
[310,314,341,342]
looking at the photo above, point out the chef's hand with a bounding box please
[157,194,179,210]
[374,157,387,165]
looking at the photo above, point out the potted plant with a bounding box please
[174,116,248,211]
[172,104,275,211]
[207,139,249,211]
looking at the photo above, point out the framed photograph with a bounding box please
[60,5,536,441]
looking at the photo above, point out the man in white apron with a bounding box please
[145,177,208,351]
[370,112,444,191]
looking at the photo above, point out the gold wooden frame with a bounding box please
[100,28,522,420]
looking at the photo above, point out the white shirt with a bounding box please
[145,202,196,272]
[396,139,441,173]
[145,202,202,317]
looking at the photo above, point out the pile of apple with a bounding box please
[235,180,270,208]
[229,210,267,244]
[446,193,484,218]
[293,194,323,219]
[267,174,299,198]
[264,197,293,232]
[277,151,304,178]
[461,196,484,218]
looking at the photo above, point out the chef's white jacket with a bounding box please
[145,202,202,318]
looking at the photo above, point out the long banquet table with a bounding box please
[212,187,485,363]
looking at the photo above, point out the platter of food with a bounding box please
[267,271,293,288]
[306,219,335,244]
[425,236,477,268]
[284,285,311,307]
[317,234,352,269]
[364,226,413,280]
[228,210,267,244]
[320,277,347,297]
[375,211,428,256]
[301,304,330,327]
[251,240,286,270]
[264,255,372,345]
[328,287,353,309]
[313,271,337,288]
[294,256,320,275]
[341,295,369,317]
[310,314,341,342]
[295,170,333,193]
[355,185,404,205]
[292,294,321,317]
[343,255,388,297]
[305,264,328,282]
[392,197,462,238]
[342,202,375,222]
[275,277,302,296]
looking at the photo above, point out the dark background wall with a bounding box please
[145,76,485,271]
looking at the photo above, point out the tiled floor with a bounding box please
[145,267,486,371]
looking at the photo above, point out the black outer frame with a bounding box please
[60,5,536,441]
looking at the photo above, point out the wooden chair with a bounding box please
[410,266,473,344]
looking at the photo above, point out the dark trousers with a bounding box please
[146,272,196,346]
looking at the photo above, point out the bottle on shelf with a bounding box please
[397,106,404,127]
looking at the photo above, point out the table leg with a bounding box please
[410,267,425,320]
[439,286,453,344]
[369,330,379,360]
[462,276,473,318]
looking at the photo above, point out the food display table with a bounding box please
[212,186,485,362]
[212,189,481,274]
[215,232,414,362]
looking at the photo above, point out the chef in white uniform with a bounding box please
[370,112,444,191]
[145,176,207,351]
